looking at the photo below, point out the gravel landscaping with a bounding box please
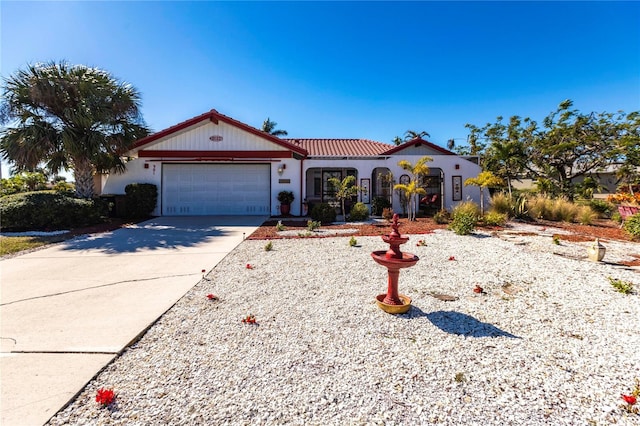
[48,228,639,425]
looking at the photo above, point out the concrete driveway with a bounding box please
[0,216,265,426]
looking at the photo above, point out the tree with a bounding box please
[464,171,503,214]
[261,118,288,137]
[392,136,403,146]
[525,100,622,200]
[476,116,533,196]
[614,111,640,194]
[393,180,426,222]
[0,61,149,198]
[393,156,432,221]
[404,130,430,141]
[327,175,365,221]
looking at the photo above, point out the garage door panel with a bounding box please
[162,164,270,215]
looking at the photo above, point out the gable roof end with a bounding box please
[381,137,455,155]
[132,109,308,156]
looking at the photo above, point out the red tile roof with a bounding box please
[287,139,394,157]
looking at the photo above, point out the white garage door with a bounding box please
[162,164,271,215]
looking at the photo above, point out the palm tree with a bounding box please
[261,118,288,137]
[392,136,403,146]
[393,180,426,222]
[464,171,503,214]
[404,130,430,141]
[0,61,149,198]
[393,156,432,221]
[447,139,455,150]
[328,175,364,221]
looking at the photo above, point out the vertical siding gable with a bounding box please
[144,121,288,152]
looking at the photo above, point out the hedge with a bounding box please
[0,191,107,231]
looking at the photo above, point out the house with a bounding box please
[100,109,484,216]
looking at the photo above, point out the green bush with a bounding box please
[588,199,614,218]
[307,220,321,231]
[349,202,370,221]
[124,183,157,218]
[371,196,391,216]
[433,209,450,224]
[449,201,480,235]
[310,202,337,224]
[483,211,507,226]
[623,213,640,239]
[611,211,623,224]
[53,181,75,195]
[0,191,107,231]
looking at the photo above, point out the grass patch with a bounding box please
[0,235,66,256]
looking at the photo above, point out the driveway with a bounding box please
[0,216,265,426]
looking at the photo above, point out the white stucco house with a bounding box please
[100,108,484,217]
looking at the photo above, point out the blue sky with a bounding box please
[1,1,639,177]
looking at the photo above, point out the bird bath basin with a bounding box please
[371,214,419,314]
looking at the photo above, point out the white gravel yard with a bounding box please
[48,229,640,426]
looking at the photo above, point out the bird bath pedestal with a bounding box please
[371,214,419,314]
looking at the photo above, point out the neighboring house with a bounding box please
[100,109,484,216]
[511,164,637,197]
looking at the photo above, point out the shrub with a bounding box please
[264,241,273,251]
[124,183,157,218]
[588,199,614,218]
[382,207,394,222]
[275,220,286,231]
[489,192,512,216]
[433,209,450,224]
[53,180,75,195]
[611,211,623,224]
[0,191,107,231]
[483,211,507,226]
[550,198,578,222]
[307,220,321,231]
[623,213,640,239]
[277,190,295,205]
[349,202,369,221]
[449,201,480,235]
[527,194,553,220]
[310,202,337,224]
[349,236,358,247]
[576,205,596,225]
[371,196,391,216]
[608,277,635,295]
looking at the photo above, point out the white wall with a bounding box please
[270,158,303,216]
[303,155,484,213]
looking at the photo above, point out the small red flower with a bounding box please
[246,264,253,269]
[242,314,257,324]
[448,256,456,261]
[622,394,637,405]
[96,387,115,406]
[473,285,484,294]
[206,294,218,301]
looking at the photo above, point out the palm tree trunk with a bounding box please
[73,158,95,198]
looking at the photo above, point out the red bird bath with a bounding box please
[371,214,419,314]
